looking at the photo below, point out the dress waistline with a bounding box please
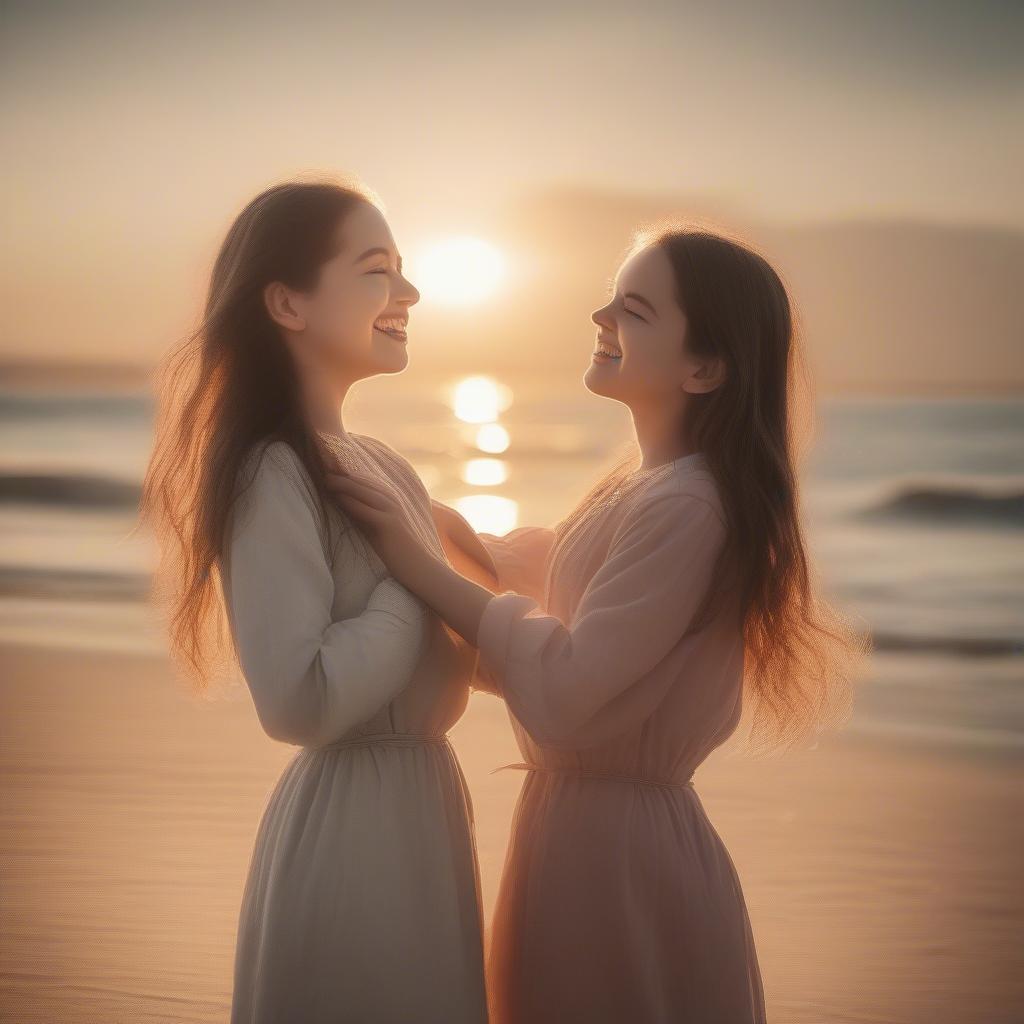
[492,761,694,792]
[319,732,449,753]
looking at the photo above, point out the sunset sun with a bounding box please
[411,236,506,306]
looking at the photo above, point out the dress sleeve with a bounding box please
[477,526,556,604]
[468,526,556,697]
[475,493,726,746]
[222,443,428,747]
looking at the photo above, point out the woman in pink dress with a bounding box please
[329,225,860,1022]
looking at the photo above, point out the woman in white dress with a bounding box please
[329,226,860,1022]
[142,180,487,1023]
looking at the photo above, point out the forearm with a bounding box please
[237,578,428,747]
[431,499,499,588]
[403,549,494,646]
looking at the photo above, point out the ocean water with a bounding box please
[1,382,1021,750]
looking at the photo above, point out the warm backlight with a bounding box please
[461,458,509,486]
[451,376,513,424]
[454,494,519,535]
[412,236,506,306]
[475,423,511,454]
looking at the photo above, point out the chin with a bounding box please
[583,362,619,399]
[369,340,410,375]
[377,351,409,374]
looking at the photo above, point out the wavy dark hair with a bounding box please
[561,225,862,749]
[141,179,373,685]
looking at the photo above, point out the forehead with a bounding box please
[336,201,396,255]
[615,243,676,301]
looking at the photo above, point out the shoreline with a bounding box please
[2,642,1021,1023]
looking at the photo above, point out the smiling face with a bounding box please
[584,242,696,409]
[267,201,420,385]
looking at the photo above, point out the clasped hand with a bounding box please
[325,468,434,587]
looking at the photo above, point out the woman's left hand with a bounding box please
[326,470,436,587]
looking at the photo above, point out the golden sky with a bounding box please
[1,1,1021,380]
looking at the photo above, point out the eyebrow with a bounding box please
[354,247,389,263]
[623,291,658,317]
[354,246,402,271]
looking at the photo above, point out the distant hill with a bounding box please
[439,185,1024,394]
[762,219,1022,393]
[0,360,152,391]
[2,185,1021,395]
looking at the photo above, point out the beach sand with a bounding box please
[1,643,1021,1024]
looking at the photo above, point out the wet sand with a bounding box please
[1,643,1021,1023]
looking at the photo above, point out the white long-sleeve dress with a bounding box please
[221,434,487,1024]
[474,453,765,1024]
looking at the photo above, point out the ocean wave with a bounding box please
[871,631,1022,658]
[0,565,149,601]
[861,483,1024,526]
[2,562,1018,662]
[0,472,140,509]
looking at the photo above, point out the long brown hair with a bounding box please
[141,179,372,686]
[565,225,862,749]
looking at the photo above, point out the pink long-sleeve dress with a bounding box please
[475,452,765,1023]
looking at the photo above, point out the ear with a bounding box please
[263,282,306,332]
[683,356,727,395]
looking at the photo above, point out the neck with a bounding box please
[629,398,696,470]
[299,369,350,440]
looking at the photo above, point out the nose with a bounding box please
[396,271,420,308]
[591,301,614,330]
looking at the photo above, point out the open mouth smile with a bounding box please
[374,316,408,342]
[592,338,622,362]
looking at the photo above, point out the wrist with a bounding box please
[406,546,449,597]
[405,550,493,647]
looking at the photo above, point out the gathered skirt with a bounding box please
[486,769,765,1024]
[230,734,488,1024]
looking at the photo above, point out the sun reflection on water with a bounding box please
[451,376,513,424]
[462,458,508,486]
[474,423,510,454]
[454,494,519,535]
[450,375,519,533]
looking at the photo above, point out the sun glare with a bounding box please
[462,458,509,486]
[412,236,506,306]
[448,373,516,533]
[454,495,519,535]
[451,376,513,424]
[475,423,511,454]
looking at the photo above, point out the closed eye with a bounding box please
[625,308,646,322]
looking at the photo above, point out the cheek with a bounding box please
[308,278,386,343]
[620,327,682,386]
